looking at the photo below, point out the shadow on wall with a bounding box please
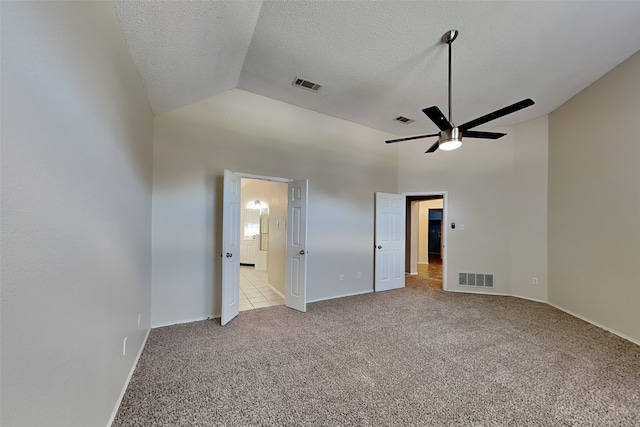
[205,175,223,316]
[161,101,395,202]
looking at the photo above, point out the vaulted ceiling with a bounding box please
[115,1,640,136]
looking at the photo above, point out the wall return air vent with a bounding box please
[459,273,494,288]
[292,77,322,92]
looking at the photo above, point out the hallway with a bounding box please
[406,254,443,290]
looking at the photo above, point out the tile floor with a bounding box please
[240,266,285,311]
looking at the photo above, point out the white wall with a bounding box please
[398,118,548,296]
[549,51,640,343]
[151,89,397,327]
[1,2,153,427]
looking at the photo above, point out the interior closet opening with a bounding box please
[238,178,288,311]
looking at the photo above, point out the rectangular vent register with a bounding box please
[459,273,494,288]
[292,77,322,92]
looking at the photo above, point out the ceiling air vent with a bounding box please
[394,116,414,124]
[292,77,322,92]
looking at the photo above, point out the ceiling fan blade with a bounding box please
[462,130,507,139]
[422,106,453,131]
[386,133,439,144]
[425,141,440,153]
[459,98,534,131]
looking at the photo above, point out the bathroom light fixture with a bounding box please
[247,200,267,210]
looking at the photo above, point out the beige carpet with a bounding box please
[113,283,640,426]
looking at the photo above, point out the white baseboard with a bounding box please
[511,294,548,304]
[152,316,212,329]
[267,283,285,299]
[445,289,639,347]
[446,289,511,297]
[307,289,373,303]
[447,289,547,304]
[107,328,150,427]
[547,302,640,347]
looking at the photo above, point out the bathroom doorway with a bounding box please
[238,178,288,311]
[221,170,308,325]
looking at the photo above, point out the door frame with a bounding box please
[404,191,448,291]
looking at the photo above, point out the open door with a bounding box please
[375,192,406,292]
[286,179,308,312]
[221,170,241,325]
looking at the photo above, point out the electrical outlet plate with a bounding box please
[532,277,539,285]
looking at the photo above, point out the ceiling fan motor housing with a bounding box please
[439,128,462,151]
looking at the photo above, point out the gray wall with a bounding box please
[151,89,398,327]
[398,117,549,301]
[1,2,153,426]
[2,3,637,425]
[549,51,640,343]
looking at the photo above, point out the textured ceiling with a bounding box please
[115,1,640,135]
[114,1,262,114]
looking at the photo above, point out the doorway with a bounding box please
[405,193,447,290]
[428,208,443,259]
[221,170,309,325]
[238,178,287,312]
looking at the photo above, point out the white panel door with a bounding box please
[374,192,406,292]
[221,170,241,325]
[286,179,308,312]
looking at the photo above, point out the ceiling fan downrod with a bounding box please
[442,29,458,125]
[384,28,534,153]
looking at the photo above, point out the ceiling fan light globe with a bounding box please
[439,139,462,151]
[438,127,462,151]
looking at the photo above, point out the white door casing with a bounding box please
[286,180,308,312]
[375,192,406,292]
[221,170,241,325]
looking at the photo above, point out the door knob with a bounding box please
[377,245,382,249]
[226,253,232,258]
[299,250,306,255]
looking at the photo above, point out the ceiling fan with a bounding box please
[386,29,534,153]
